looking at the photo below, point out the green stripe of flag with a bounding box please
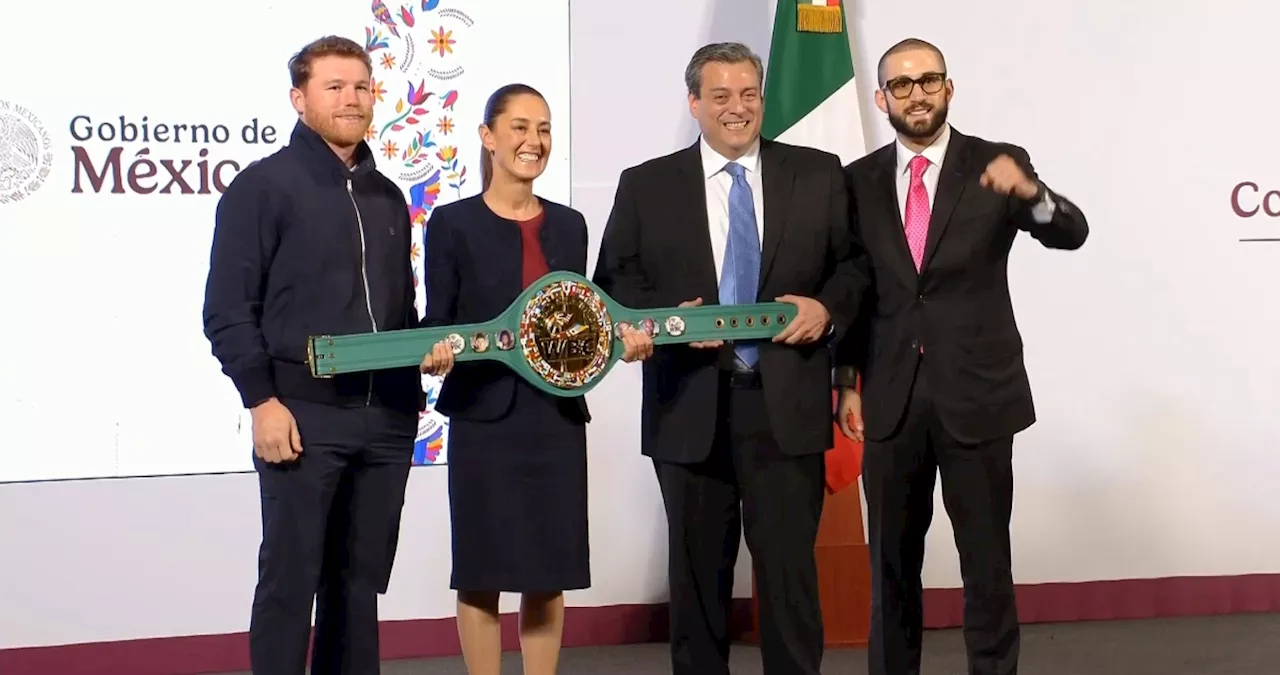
[761,1,857,140]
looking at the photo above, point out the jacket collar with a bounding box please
[289,119,378,181]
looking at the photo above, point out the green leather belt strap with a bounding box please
[307,271,800,397]
[607,303,796,345]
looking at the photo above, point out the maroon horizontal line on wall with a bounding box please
[4,574,1279,675]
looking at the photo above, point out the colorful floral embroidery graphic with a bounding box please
[365,27,390,52]
[408,170,441,227]
[429,27,456,56]
[399,130,438,167]
[439,89,458,110]
[365,0,475,465]
[413,417,444,464]
[378,82,432,139]
[370,0,399,37]
[436,146,466,198]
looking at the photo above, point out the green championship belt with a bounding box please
[306,271,798,397]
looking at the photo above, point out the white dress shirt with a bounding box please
[701,136,765,285]
[894,123,1055,224]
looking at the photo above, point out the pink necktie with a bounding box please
[904,155,931,271]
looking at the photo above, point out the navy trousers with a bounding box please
[248,397,416,675]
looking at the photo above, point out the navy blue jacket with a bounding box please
[422,194,590,423]
[202,121,423,414]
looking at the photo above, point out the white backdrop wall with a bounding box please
[3,0,1280,652]
[841,0,1280,586]
[0,0,573,482]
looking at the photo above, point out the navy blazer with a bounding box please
[422,194,591,423]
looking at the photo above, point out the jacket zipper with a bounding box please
[347,179,378,406]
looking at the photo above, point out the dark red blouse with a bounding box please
[518,212,550,288]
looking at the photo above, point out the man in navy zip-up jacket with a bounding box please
[201,35,423,675]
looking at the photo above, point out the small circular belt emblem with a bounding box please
[446,333,465,355]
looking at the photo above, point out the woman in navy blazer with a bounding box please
[418,84,652,675]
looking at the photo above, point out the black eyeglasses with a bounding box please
[882,72,946,100]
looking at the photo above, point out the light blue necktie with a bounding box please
[719,161,761,368]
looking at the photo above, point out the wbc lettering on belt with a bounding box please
[68,114,279,195]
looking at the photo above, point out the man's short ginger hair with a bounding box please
[876,38,947,86]
[288,36,372,88]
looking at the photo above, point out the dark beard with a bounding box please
[888,102,948,142]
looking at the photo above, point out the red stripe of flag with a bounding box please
[824,380,862,494]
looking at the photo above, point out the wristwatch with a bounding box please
[832,365,859,388]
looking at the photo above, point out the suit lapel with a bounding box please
[758,139,792,292]
[920,131,973,272]
[488,214,524,299]
[672,143,720,302]
[537,200,563,271]
[869,145,918,283]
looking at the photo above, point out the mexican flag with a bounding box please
[762,0,867,495]
[761,0,867,166]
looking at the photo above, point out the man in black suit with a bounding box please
[833,38,1089,675]
[592,42,866,675]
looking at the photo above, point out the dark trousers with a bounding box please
[654,373,826,675]
[249,397,417,675]
[863,362,1019,675]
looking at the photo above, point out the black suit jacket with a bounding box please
[593,138,866,462]
[834,127,1088,445]
[423,194,591,423]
